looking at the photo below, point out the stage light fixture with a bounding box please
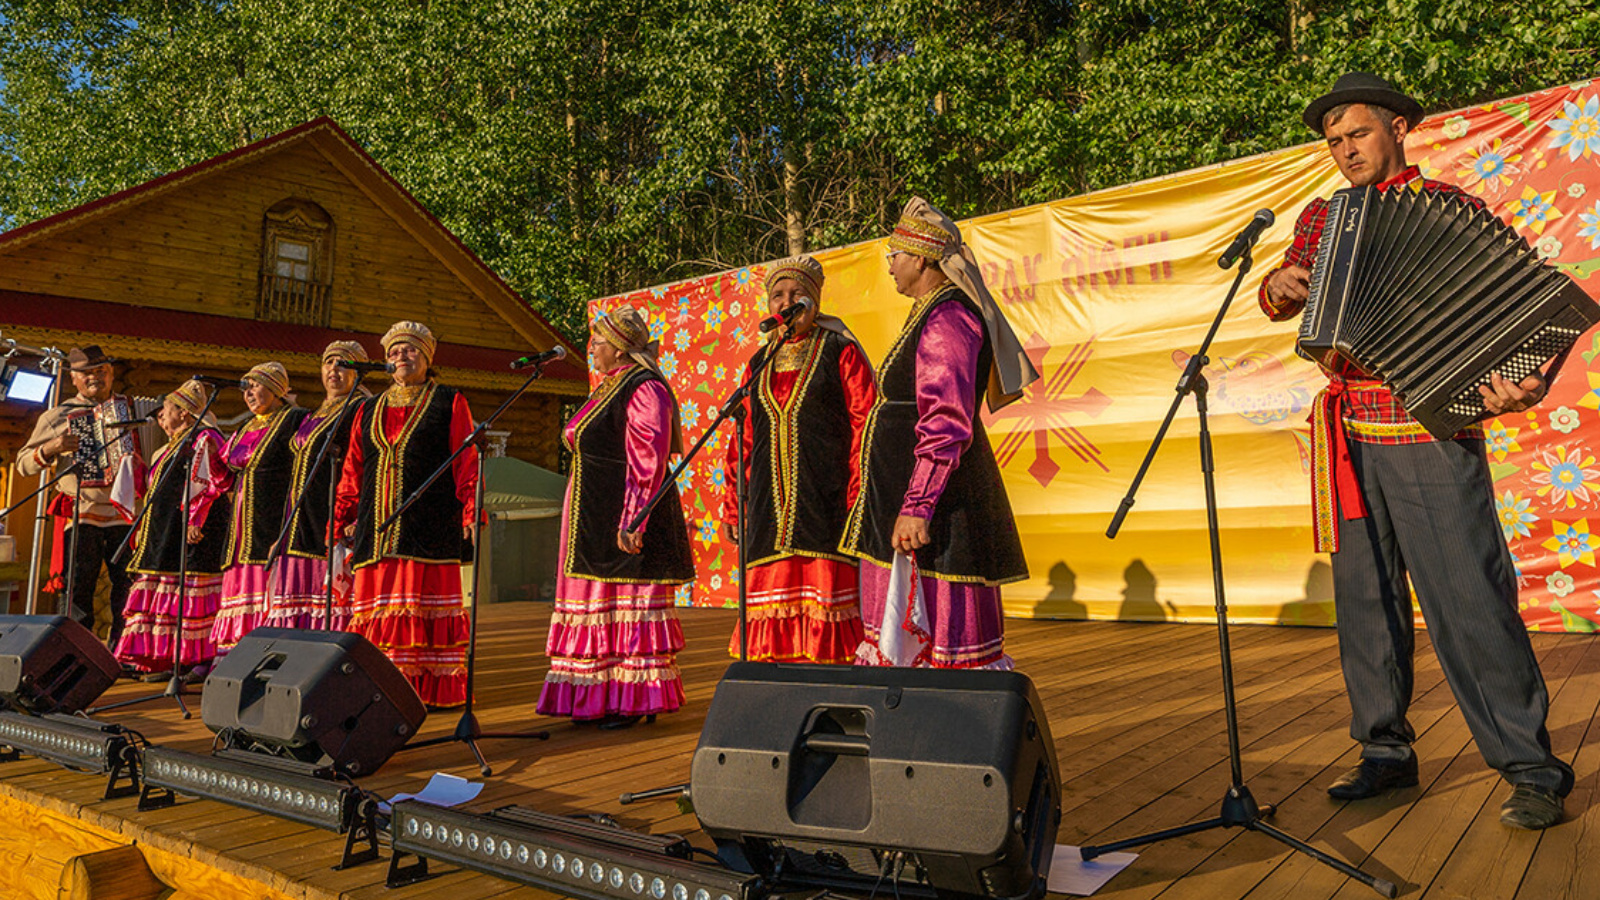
[387,800,763,900]
[0,711,139,799]
[139,746,379,868]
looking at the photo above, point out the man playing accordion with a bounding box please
[15,345,144,649]
[1260,72,1574,830]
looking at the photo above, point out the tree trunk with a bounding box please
[565,79,583,242]
[1288,1,1315,59]
[782,140,804,255]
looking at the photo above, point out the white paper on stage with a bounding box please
[379,771,483,813]
[1047,844,1137,896]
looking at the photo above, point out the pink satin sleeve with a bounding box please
[187,429,233,528]
[901,302,981,519]
[620,379,675,534]
[222,424,269,471]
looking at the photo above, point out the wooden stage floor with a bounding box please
[2,602,1597,900]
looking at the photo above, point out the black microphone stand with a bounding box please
[264,383,368,631]
[92,389,225,720]
[1081,249,1396,899]
[385,366,554,777]
[0,459,81,521]
[59,428,119,624]
[616,327,791,807]
[3,459,83,613]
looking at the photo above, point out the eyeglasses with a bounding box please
[885,250,906,263]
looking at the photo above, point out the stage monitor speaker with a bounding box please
[690,663,1061,900]
[201,628,426,775]
[0,615,120,714]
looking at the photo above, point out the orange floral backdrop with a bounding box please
[591,78,1600,631]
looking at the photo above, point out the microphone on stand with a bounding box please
[759,296,814,334]
[1217,209,1275,269]
[103,409,161,429]
[509,346,568,369]
[190,374,237,388]
[336,359,397,374]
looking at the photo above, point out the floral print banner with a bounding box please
[592,79,1600,631]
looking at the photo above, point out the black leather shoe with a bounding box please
[1500,784,1563,830]
[598,713,657,731]
[1327,757,1419,799]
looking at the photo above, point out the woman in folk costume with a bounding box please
[115,379,234,680]
[214,362,309,653]
[841,198,1039,669]
[269,341,372,631]
[333,322,472,708]
[718,255,875,662]
[537,306,694,729]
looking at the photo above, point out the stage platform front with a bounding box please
[1,602,1596,900]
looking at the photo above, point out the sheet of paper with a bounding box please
[1047,844,1138,896]
[379,772,483,814]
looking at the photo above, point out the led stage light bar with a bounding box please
[139,746,379,868]
[388,800,763,900]
[0,711,139,799]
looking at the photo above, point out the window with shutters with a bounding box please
[258,199,334,325]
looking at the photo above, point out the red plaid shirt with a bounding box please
[1258,164,1487,444]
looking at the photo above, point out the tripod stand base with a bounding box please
[401,710,549,777]
[88,675,192,719]
[1081,785,1397,898]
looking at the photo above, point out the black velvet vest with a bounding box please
[841,287,1029,584]
[225,405,309,566]
[285,399,366,558]
[130,431,232,577]
[351,384,470,570]
[743,329,857,565]
[563,366,694,584]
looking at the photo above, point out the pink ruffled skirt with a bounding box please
[115,573,222,671]
[537,576,686,721]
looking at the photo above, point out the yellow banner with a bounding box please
[595,79,1600,629]
[810,143,1350,624]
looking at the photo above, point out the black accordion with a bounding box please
[1297,185,1600,440]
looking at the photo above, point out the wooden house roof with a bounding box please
[0,117,586,389]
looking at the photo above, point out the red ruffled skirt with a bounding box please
[728,555,863,663]
[348,560,469,707]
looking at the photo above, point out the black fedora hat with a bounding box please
[66,345,122,372]
[1303,72,1425,134]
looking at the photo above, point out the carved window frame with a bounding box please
[258,198,335,326]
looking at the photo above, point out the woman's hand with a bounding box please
[618,530,644,554]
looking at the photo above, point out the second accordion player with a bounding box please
[1297,185,1600,440]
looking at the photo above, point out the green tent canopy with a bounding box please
[481,456,565,520]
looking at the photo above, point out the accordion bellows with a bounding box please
[1298,186,1600,440]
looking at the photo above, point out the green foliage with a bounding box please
[2,1,1598,341]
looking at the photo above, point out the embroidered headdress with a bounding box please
[888,197,1038,411]
[322,340,369,363]
[381,321,438,366]
[243,361,291,399]
[592,307,685,454]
